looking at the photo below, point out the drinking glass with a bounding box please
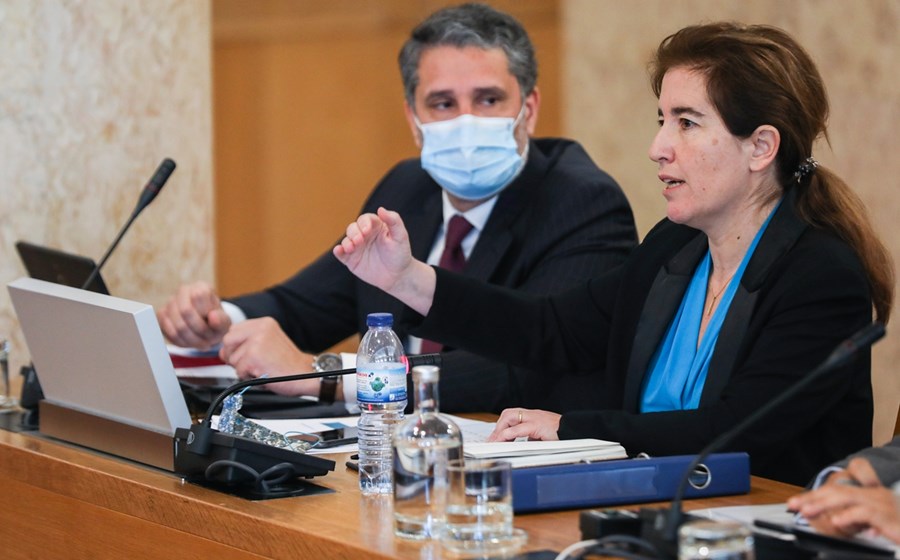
[0,338,17,410]
[678,519,754,559]
[441,459,526,558]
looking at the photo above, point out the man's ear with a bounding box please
[403,100,423,149]
[523,86,541,135]
[749,124,780,172]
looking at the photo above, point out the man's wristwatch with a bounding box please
[312,352,343,404]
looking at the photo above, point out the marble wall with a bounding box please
[562,0,900,442]
[0,1,213,375]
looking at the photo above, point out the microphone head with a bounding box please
[150,158,177,190]
[134,158,177,214]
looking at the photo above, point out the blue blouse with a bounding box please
[640,202,780,412]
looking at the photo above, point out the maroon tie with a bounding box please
[420,215,474,354]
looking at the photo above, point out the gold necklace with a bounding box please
[706,272,736,317]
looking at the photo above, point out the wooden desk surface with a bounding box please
[0,427,800,559]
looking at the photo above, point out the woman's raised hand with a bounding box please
[333,207,437,316]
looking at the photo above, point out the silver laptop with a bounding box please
[8,277,191,469]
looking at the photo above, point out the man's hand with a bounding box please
[788,458,900,543]
[157,281,231,349]
[219,317,321,397]
[487,408,561,442]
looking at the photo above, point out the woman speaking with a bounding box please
[332,22,893,486]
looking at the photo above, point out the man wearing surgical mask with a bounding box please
[158,3,637,413]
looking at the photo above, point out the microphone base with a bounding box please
[637,507,694,559]
[189,472,335,501]
[173,427,336,498]
[19,364,44,410]
[579,508,642,539]
[580,507,701,559]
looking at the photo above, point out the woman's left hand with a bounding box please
[487,408,561,442]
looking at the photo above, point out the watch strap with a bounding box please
[318,375,339,404]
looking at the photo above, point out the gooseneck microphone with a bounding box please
[81,158,177,291]
[19,159,178,420]
[652,321,886,553]
[184,353,441,456]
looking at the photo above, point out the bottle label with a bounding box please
[356,362,407,404]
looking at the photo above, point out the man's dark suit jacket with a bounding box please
[230,138,637,413]
[835,435,900,486]
[416,190,874,485]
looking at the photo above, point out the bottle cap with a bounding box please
[412,365,439,383]
[366,312,393,327]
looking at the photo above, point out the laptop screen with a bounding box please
[8,277,191,435]
[15,240,109,294]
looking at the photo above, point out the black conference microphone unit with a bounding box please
[19,159,177,420]
[581,321,886,559]
[81,158,177,290]
[173,353,441,494]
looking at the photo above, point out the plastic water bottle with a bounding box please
[393,365,462,539]
[356,312,407,495]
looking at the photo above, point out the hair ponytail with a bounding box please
[795,166,893,323]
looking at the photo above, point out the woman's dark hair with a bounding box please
[651,22,893,323]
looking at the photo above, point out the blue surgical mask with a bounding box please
[415,104,527,201]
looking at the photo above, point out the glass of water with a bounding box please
[678,519,754,559]
[0,338,17,410]
[441,459,527,558]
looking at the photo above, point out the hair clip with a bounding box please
[794,157,819,183]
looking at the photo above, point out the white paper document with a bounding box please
[240,414,627,468]
[175,364,238,380]
[248,416,361,455]
[691,503,899,556]
[245,414,493,455]
[168,344,238,381]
